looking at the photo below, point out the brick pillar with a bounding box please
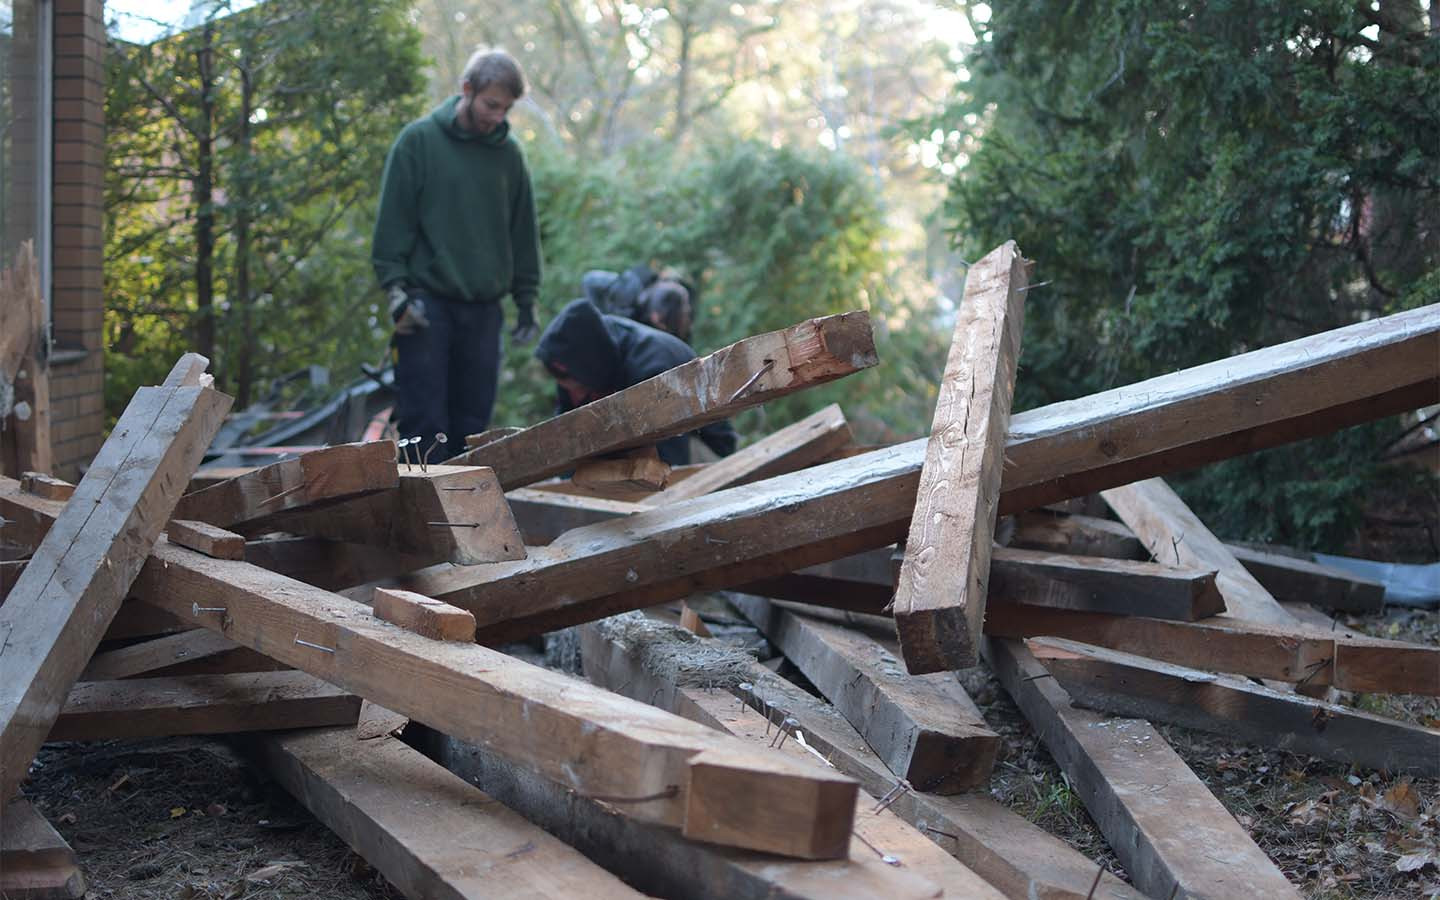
[49,0,106,478]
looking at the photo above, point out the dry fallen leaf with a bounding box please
[1397,851,1439,873]
[169,807,187,819]
[1382,781,1422,821]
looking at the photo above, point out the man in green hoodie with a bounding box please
[372,49,542,460]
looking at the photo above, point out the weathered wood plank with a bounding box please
[1225,543,1385,612]
[166,519,245,560]
[50,671,360,741]
[126,540,859,859]
[505,488,646,545]
[1,243,52,479]
[371,588,476,642]
[0,797,85,899]
[1007,509,1147,559]
[18,473,73,503]
[1030,638,1440,776]
[571,453,672,494]
[171,440,399,529]
[985,637,1301,900]
[413,727,944,900]
[894,241,1028,673]
[645,403,853,505]
[987,547,1225,620]
[454,311,879,489]
[259,464,525,566]
[0,355,230,805]
[241,536,436,592]
[729,595,999,793]
[377,306,1440,643]
[80,628,241,681]
[580,614,1142,900]
[254,728,646,900]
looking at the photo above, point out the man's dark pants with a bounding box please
[394,292,502,461]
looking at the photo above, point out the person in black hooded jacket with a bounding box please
[534,298,738,465]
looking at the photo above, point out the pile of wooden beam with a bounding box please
[1,244,1436,899]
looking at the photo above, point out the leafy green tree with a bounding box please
[923,0,1438,551]
[105,0,425,410]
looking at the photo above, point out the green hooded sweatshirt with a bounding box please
[371,96,541,307]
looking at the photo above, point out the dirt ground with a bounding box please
[16,606,1439,900]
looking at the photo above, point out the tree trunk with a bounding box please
[234,60,255,409]
[193,26,217,366]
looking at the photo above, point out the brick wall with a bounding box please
[49,0,106,479]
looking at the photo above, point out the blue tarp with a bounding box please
[1314,553,1440,608]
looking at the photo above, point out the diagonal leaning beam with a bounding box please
[116,538,859,860]
[894,240,1028,673]
[0,354,231,806]
[375,305,1438,642]
[453,311,878,489]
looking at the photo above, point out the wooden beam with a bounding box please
[1102,478,1295,626]
[50,671,360,741]
[0,797,85,899]
[126,541,859,859]
[371,588,476,642]
[1224,543,1385,612]
[241,536,436,592]
[729,595,999,793]
[454,311,879,489]
[18,472,73,502]
[0,560,25,602]
[571,452,672,494]
[0,354,230,805]
[987,547,1224,621]
[0,479,68,557]
[984,637,1300,900]
[258,464,525,566]
[580,614,1143,900]
[1029,638,1440,776]
[505,488,645,545]
[411,727,944,900]
[80,628,241,681]
[378,305,1440,643]
[253,729,646,900]
[171,440,399,530]
[682,690,1005,898]
[166,519,245,560]
[644,403,853,504]
[1007,510,1146,560]
[894,241,1028,673]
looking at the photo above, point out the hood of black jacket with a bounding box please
[535,298,624,394]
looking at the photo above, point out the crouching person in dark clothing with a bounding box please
[534,298,737,465]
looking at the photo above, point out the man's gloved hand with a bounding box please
[388,284,429,335]
[511,302,539,344]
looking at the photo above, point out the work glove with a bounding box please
[511,302,539,345]
[388,284,429,335]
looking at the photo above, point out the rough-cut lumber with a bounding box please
[0,797,86,899]
[381,306,1440,642]
[987,547,1224,620]
[50,671,360,741]
[645,403,854,504]
[985,637,1301,900]
[682,690,1004,898]
[1225,543,1385,612]
[1007,510,1146,559]
[571,452,672,493]
[259,464,525,566]
[1102,478,1295,626]
[242,536,436,592]
[0,243,52,479]
[165,519,245,560]
[455,310,879,489]
[127,540,858,859]
[0,354,230,806]
[729,595,998,793]
[580,615,1142,900]
[894,241,1028,673]
[1030,638,1440,776]
[505,489,645,545]
[18,472,73,502]
[254,729,645,900]
[80,628,241,681]
[171,440,399,529]
[413,727,944,900]
[371,588,476,642]
[0,475,70,557]
[0,560,25,602]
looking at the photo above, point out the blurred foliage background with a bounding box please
[102,0,1437,557]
